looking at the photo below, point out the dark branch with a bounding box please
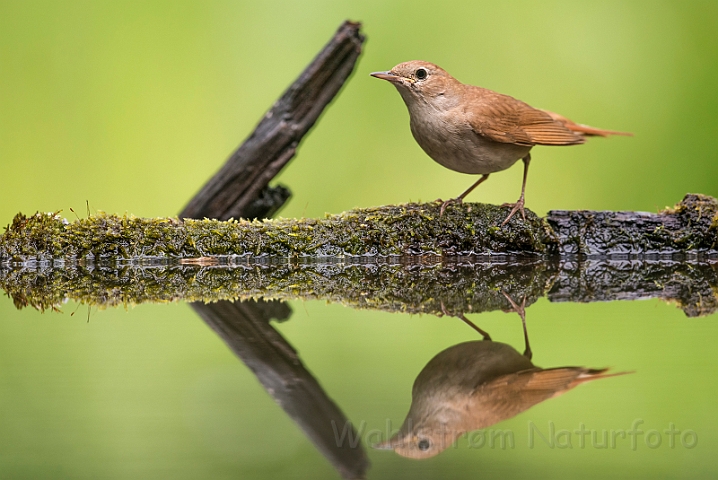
[179,21,365,221]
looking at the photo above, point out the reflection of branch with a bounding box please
[3,194,717,260]
[192,300,368,479]
[180,21,365,221]
[177,20,369,480]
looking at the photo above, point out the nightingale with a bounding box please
[371,61,631,224]
[372,340,625,459]
[374,296,629,459]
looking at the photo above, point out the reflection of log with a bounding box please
[2,194,717,261]
[179,21,364,221]
[3,259,716,317]
[192,300,368,479]
[547,259,718,317]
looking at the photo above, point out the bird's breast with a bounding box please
[408,108,530,175]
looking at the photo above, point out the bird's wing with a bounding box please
[465,89,586,147]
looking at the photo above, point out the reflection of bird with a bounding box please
[371,61,630,224]
[374,338,626,459]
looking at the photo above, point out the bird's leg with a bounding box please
[501,154,531,225]
[501,292,531,360]
[441,301,492,341]
[439,174,490,216]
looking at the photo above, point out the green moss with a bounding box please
[0,202,550,262]
[663,194,718,251]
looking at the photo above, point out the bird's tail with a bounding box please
[569,368,634,387]
[541,109,633,137]
[529,367,633,399]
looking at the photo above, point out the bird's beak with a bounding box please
[370,71,401,83]
[371,435,403,450]
[371,439,397,450]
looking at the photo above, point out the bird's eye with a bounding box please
[417,439,431,451]
[415,68,428,80]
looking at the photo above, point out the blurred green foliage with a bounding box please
[1,2,717,479]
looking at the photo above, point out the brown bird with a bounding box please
[373,340,626,459]
[374,296,629,459]
[371,61,631,224]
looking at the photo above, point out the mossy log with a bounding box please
[1,195,717,264]
[0,202,549,261]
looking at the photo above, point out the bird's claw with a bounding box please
[500,197,526,225]
[501,292,527,320]
[440,300,450,318]
[439,197,462,216]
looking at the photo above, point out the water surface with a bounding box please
[1,258,715,479]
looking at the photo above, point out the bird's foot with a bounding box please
[501,292,531,359]
[441,301,492,340]
[439,197,462,216]
[500,197,526,225]
[501,292,527,320]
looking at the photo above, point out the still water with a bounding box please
[1,259,716,479]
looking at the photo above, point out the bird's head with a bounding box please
[372,423,461,460]
[371,61,461,107]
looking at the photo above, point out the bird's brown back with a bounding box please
[461,85,586,147]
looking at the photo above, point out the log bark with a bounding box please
[547,194,718,255]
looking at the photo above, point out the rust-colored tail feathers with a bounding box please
[521,367,633,399]
[541,109,633,138]
[568,368,633,388]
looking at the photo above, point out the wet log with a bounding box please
[1,194,717,262]
[547,193,718,256]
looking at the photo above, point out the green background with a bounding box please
[1,1,717,479]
